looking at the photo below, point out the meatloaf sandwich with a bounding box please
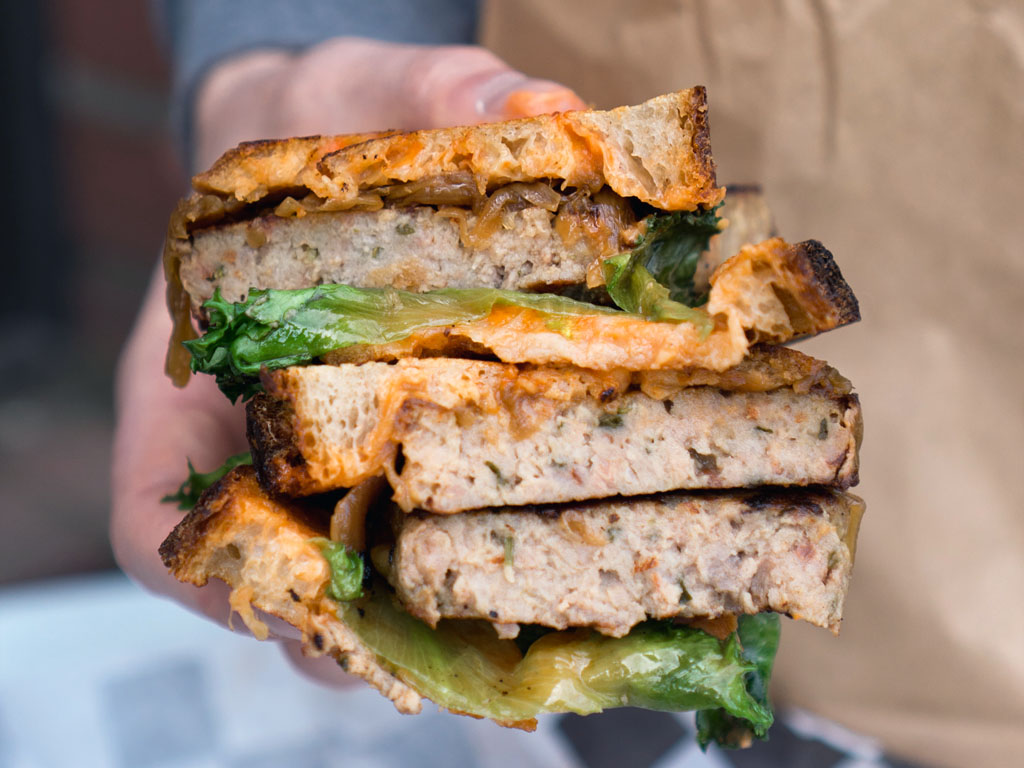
[158,88,864,749]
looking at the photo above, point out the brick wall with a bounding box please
[48,0,184,372]
[0,0,185,583]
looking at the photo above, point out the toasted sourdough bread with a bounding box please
[162,88,723,383]
[387,488,862,635]
[247,348,861,507]
[192,88,720,210]
[158,466,424,715]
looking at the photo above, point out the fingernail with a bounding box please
[476,74,586,120]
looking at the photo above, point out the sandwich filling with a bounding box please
[186,236,858,402]
[158,88,864,751]
[162,465,807,743]
[246,354,861,507]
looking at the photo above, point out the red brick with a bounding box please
[55,114,183,253]
[46,0,170,86]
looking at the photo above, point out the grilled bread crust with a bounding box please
[193,133,388,203]
[189,89,720,211]
[159,466,423,715]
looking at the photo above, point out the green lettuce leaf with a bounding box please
[602,254,713,333]
[636,209,723,306]
[334,583,773,740]
[161,451,253,510]
[602,208,720,335]
[185,210,721,401]
[313,539,366,601]
[186,286,622,402]
[696,613,781,749]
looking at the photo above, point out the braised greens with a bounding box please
[695,614,781,749]
[313,539,366,602]
[186,286,622,402]
[161,451,253,510]
[185,209,721,401]
[334,584,775,743]
[602,208,720,336]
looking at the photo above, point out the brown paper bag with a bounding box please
[483,2,1024,765]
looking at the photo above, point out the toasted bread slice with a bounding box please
[189,88,720,211]
[312,88,720,210]
[159,466,424,715]
[248,348,861,507]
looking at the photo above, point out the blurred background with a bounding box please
[2,3,1021,767]
[1,0,181,585]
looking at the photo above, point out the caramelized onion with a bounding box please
[556,188,639,282]
[686,614,739,641]
[383,171,482,207]
[274,196,307,218]
[329,475,388,550]
[306,191,384,213]
[469,182,563,246]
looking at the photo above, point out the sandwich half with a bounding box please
[158,88,864,749]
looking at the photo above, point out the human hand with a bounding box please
[110,38,583,686]
[193,37,585,170]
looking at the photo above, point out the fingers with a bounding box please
[195,39,585,167]
[276,39,585,135]
[398,44,586,126]
[110,263,246,620]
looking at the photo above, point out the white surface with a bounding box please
[0,572,579,768]
[0,572,896,768]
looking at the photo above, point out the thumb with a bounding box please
[402,45,587,127]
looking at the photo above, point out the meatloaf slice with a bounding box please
[178,186,777,322]
[181,205,612,318]
[384,488,863,637]
[249,357,861,511]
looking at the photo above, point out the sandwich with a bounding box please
[158,88,863,749]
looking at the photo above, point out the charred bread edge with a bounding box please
[158,470,236,570]
[158,465,425,717]
[795,239,861,327]
[687,85,717,193]
[245,392,313,498]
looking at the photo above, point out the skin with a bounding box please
[110,38,583,688]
